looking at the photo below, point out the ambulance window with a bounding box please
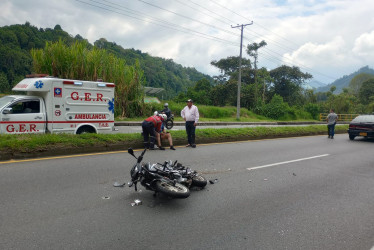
[9,100,40,114]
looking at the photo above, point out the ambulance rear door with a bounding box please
[51,80,73,133]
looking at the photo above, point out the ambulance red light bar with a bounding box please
[106,83,115,88]
[26,74,49,78]
[63,81,83,86]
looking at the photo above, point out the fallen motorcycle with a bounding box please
[126,148,190,199]
[155,160,207,188]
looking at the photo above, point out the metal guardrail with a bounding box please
[319,113,359,121]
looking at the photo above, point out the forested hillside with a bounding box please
[316,66,374,93]
[0,22,212,98]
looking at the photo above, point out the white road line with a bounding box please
[247,154,330,171]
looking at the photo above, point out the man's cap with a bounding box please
[187,99,193,102]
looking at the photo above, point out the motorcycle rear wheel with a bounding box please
[192,175,207,187]
[155,181,190,198]
[166,119,174,129]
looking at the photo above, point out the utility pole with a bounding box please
[231,22,253,119]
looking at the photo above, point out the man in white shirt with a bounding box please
[181,99,199,148]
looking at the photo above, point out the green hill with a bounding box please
[316,66,374,93]
[0,22,213,98]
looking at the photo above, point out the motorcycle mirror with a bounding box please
[128,148,135,157]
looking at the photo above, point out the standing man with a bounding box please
[326,109,338,139]
[181,99,199,148]
[142,113,166,150]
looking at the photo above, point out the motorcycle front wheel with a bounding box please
[191,175,207,187]
[155,181,190,198]
[166,119,174,129]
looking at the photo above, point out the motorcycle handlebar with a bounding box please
[137,148,146,163]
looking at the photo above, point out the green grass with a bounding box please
[115,102,320,122]
[0,125,348,154]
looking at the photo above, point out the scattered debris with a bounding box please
[293,173,297,176]
[102,196,110,200]
[263,179,268,181]
[131,199,143,206]
[209,179,218,184]
[113,181,125,187]
[249,180,252,182]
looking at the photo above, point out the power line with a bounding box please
[137,0,240,37]
[206,0,337,81]
[77,0,335,81]
[76,0,240,47]
[208,0,302,48]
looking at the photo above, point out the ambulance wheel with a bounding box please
[77,126,96,134]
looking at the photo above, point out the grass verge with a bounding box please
[0,125,348,161]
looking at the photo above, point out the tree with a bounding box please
[246,40,267,84]
[186,78,212,105]
[359,79,374,105]
[257,94,290,119]
[211,56,251,82]
[348,73,374,96]
[257,67,272,103]
[269,65,312,106]
[247,40,267,104]
[329,86,336,94]
[0,72,10,93]
[209,81,237,106]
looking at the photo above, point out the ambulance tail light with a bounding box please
[98,83,115,88]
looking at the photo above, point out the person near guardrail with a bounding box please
[326,109,338,139]
[181,99,199,148]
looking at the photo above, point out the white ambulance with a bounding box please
[0,76,116,134]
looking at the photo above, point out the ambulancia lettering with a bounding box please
[74,114,107,119]
[71,92,106,102]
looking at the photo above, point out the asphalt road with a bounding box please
[1,134,374,249]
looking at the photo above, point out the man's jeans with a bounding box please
[328,123,336,137]
[185,121,196,145]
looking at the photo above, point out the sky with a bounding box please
[1,0,374,85]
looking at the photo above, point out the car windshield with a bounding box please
[0,96,15,109]
[351,115,374,123]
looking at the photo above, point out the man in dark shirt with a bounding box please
[161,103,171,118]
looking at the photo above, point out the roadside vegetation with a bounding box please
[0,125,348,155]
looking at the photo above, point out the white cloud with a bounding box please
[353,30,374,56]
[283,36,347,67]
